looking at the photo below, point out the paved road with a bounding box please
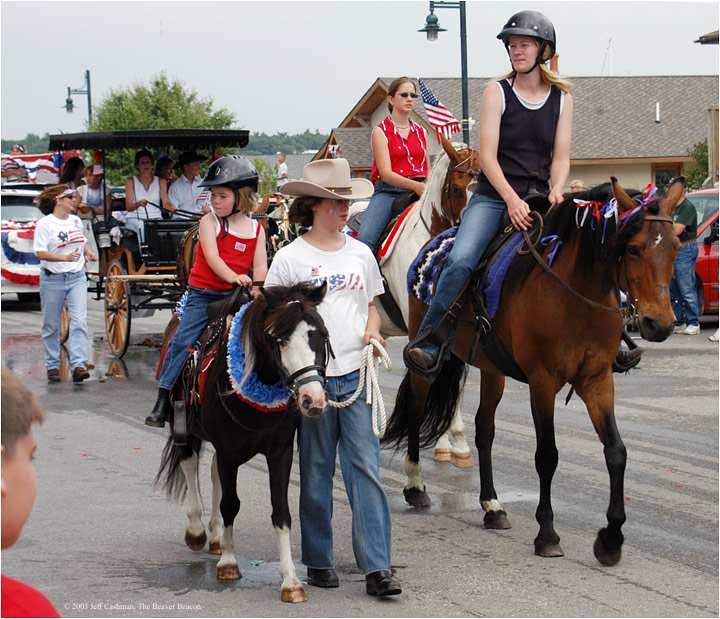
[1,297,718,617]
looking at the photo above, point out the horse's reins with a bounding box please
[520,210,674,317]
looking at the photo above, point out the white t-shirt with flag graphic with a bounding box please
[264,235,384,377]
[33,213,87,273]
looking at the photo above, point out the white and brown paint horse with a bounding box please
[376,135,480,467]
[155,282,330,603]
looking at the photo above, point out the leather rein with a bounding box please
[520,210,675,318]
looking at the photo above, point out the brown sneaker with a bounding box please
[47,368,61,383]
[72,366,90,383]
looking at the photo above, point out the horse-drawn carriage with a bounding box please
[48,129,251,357]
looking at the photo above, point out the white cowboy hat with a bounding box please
[280,158,373,201]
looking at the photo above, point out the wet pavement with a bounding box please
[1,296,718,617]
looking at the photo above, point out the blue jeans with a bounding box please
[39,270,88,370]
[415,194,507,356]
[356,182,409,251]
[158,286,231,390]
[670,242,699,326]
[298,370,393,575]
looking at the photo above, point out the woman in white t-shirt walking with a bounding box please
[264,159,401,598]
[33,185,97,383]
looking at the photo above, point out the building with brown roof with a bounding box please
[315,75,718,191]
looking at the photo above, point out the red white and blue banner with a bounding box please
[1,220,39,287]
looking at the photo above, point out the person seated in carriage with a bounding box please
[356,77,430,253]
[123,149,174,242]
[145,155,267,428]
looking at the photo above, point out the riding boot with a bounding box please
[145,387,173,427]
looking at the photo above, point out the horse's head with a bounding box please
[611,176,682,342]
[246,282,330,416]
[432,134,481,232]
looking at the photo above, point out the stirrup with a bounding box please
[403,327,452,382]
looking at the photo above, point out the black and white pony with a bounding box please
[155,282,329,603]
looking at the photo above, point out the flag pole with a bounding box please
[459,1,470,146]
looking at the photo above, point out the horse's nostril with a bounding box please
[301,395,312,411]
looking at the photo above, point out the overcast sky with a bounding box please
[1,0,718,141]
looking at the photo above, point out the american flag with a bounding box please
[418,78,461,143]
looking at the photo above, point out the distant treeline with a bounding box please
[2,130,329,157]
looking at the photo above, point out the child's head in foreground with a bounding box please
[1,366,45,549]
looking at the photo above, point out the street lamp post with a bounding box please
[65,69,92,126]
[418,1,470,146]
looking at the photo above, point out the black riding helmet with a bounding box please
[199,154,259,194]
[497,10,556,75]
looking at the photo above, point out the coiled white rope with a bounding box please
[327,338,392,438]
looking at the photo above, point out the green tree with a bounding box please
[683,140,709,191]
[252,157,277,196]
[89,73,237,184]
[1,133,50,154]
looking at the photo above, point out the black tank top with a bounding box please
[475,80,562,201]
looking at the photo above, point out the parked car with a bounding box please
[1,186,41,301]
[685,188,719,315]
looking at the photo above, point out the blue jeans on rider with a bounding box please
[356,182,409,251]
[298,370,393,575]
[158,286,232,390]
[670,242,699,327]
[40,269,88,371]
[415,194,508,359]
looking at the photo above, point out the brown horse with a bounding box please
[383,177,683,566]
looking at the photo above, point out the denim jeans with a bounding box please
[158,286,231,390]
[39,269,88,370]
[670,242,699,326]
[356,182,409,251]
[415,194,508,356]
[298,370,392,575]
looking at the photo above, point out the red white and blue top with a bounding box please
[188,213,259,292]
[370,116,429,183]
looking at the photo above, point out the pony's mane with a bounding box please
[239,282,324,385]
[508,183,658,286]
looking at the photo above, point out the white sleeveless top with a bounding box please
[128,175,163,220]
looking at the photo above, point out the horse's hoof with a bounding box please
[593,536,622,566]
[534,539,565,558]
[404,486,431,508]
[281,586,308,603]
[208,540,222,555]
[434,447,451,462]
[184,530,207,552]
[450,451,474,469]
[484,510,512,530]
[217,564,242,580]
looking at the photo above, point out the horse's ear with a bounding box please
[611,177,637,214]
[307,280,328,306]
[258,194,270,214]
[440,132,459,161]
[659,176,686,217]
[259,285,279,308]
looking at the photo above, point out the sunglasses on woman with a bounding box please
[398,93,419,99]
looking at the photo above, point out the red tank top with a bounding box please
[371,116,429,183]
[188,214,259,291]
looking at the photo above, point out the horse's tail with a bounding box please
[153,436,202,502]
[382,354,468,449]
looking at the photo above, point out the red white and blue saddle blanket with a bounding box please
[407,227,525,319]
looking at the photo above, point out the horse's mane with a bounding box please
[239,282,325,385]
[417,148,452,219]
[508,182,658,287]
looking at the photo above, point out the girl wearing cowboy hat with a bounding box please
[265,158,402,597]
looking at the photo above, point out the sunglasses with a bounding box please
[397,93,419,99]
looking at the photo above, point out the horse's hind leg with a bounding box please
[575,374,626,566]
[207,452,222,555]
[434,432,452,462]
[180,451,207,551]
[475,371,511,529]
[267,447,307,603]
[216,454,242,580]
[449,408,473,468]
[529,381,564,558]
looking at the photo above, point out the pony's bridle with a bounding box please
[268,332,333,404]
[442,150,480,225]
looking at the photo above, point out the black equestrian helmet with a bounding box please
[199,155,259,193]
[496,10,557,57]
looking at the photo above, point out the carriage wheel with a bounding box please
[59,303,70,345]
[104,259,131,357]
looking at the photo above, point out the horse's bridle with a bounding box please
[442,150,480,226]
[268,332,333,404]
